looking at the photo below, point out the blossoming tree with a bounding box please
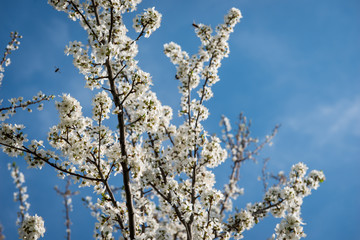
[0,1,325,239]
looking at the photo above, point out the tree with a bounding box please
[0,1,325,239]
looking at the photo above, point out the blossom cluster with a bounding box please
[226,162,325,240]
[163,8,242,126]
[0,32,22,86]
[18,214,45,240]
[0,92,54,122]
[8,163,46,239]
[133,7,162,38]
[8,162,30,225]
[0,123,27,157]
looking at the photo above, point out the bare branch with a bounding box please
[54,177,79,240]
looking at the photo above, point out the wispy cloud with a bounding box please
[285,96,360,147]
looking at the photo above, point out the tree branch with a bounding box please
[0,142,102,182]
[105,58,135,239]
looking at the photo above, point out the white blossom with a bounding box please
[275,214,306,240]
[133,7,162,38]
[18,214,46,240]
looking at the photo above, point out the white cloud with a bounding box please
[286,96,360,147]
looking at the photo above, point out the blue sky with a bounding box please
[0,0,359,239]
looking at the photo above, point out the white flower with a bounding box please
[306,170,325,190]
[18,214,46,240]
[5,58,11,67]
[275,214,306,240]
[92,91,112,121]
[133,7,162,38]
[290,162,308,179]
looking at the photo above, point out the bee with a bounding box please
[54,66,60,73]
[192,22,199,28]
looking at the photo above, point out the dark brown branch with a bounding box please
[222,199,285,237]
[162,124,175,146]
[133,24,148,42]
[1,32,21,67]
[118,25,148,54]
[97,163,126,232]
[108,0,114,43]
[147,133,168,185]
[148,182,187,227]
[125,116,143,127]
[194,56,214,130]
[0,97,52,112]
[252,199,284,216]
[119,79,137,106]
[105,58,135,239]
[0,142,102,182]
[91,0,101,26]
[102,87,112,92]
[186,76,192,125]
[69,0,101,44]
[92,76,109,81]
[188,162,197,226]
[113,64,127,80]
[202,199,213,240]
